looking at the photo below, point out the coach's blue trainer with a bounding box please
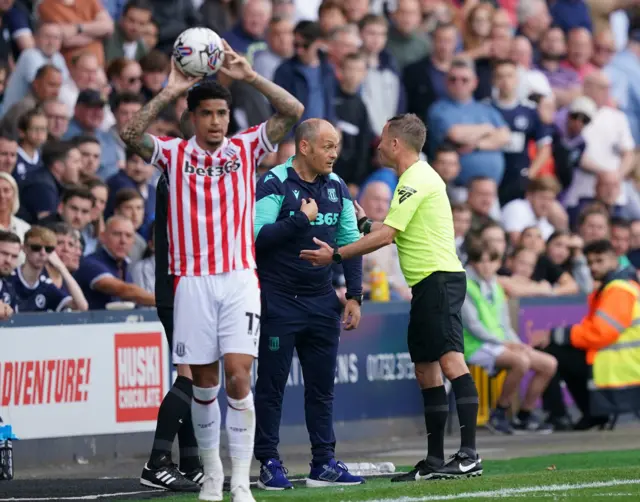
[257,459,293,490]
[306,459,366,487]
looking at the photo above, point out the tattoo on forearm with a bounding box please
[250,75,304,145]
[120,90,173,161]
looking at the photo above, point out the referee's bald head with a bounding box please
[386,114,427,154]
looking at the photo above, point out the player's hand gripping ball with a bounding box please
[173,27,225,77]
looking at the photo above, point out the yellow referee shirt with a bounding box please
[384,160,463,287]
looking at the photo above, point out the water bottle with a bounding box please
[370,266,390,302]
[344,462,396,476]
[0,419,16,481]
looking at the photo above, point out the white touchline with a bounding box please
[0,490,163,501]
[350,478,640,502]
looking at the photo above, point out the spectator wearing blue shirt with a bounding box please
[105,149,156,232]
[428,58,510,186]
[0,229,20,313]
[15,107,48,184]
[549,0,593,34]
[403,22,458,148]
[253,17,294,82]
[63,90,118,178]
[610,28,640,146]
[39,186,96,253]
[73,215,154,310]
[274,21,337,140]
[0,0,35,64]
[18,140,82,223]
[490,59,553,205]
[223,0,271,57]
[2,22,69,113]
[108,92,144,171]
[12,226,87,312]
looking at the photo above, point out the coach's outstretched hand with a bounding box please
[167,59,202,96]
[220,39,257,82]
[300,237,333,266]
[343,299,361,330]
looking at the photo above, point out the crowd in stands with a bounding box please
[0,0,639,315]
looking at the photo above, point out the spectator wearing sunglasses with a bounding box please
[107,59,143,103]
[12,226,87,312]
[428,58,510,187]
[563,71,635,211]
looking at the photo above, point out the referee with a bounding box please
[301,114,482,481]
[139,170,203,491]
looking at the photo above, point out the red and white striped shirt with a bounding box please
[150,122,276,277]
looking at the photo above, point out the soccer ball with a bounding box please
[173,27,225,78]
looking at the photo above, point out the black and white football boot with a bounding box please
[432,451,483,479]
[140,462,201,492]
[182,465,205,486]
[391,458,444,482]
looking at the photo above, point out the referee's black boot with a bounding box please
[432,451,483,479]
[391,458,443,482]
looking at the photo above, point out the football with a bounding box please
[173,27,225,78]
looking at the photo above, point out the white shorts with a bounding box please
[467,343,506,376]
[172,269,261,364]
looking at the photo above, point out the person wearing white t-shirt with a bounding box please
[564,71,636,208]
[502,177,561,245]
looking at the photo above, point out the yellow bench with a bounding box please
[470,365,506,426]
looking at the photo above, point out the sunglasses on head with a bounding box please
[29,244,55,253]
[448,75,470,84]
[569,112,591,124]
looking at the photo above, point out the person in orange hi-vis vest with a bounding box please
[530,239,640,431]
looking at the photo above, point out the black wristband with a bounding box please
[358,217,373,234]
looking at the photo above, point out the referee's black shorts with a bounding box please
[407,271,466,363]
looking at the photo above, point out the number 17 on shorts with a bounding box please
[172,270,261,365]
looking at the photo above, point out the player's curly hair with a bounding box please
[187,80,232,112]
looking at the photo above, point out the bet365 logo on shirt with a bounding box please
[183,159,241,177]
[290,211,338,226]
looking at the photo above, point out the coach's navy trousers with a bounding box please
[254,287,342,465]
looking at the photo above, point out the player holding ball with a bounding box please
[122,32,304,502]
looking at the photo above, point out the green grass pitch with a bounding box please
[131,449,640,501]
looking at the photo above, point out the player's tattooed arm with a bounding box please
[249,75,305,145]
[120,91,173,163]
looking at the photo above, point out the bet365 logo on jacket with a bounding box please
[289,211,338,226]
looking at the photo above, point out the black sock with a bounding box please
[451,373,479,456]
[149,375,193,469]
[421,386,449,464]
[178,404,201,472]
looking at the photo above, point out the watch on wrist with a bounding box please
[332,249,343,264]
[345,293,363,305]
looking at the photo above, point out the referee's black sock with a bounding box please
[178,403,201,472]
[149,376,194,469]
[421,386,449,464]
[451,373,479,456]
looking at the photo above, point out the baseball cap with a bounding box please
[569,96,597,120]
[77,89,106,107]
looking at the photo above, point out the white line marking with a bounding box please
[350,479,640,502]
[0,490,163,501]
